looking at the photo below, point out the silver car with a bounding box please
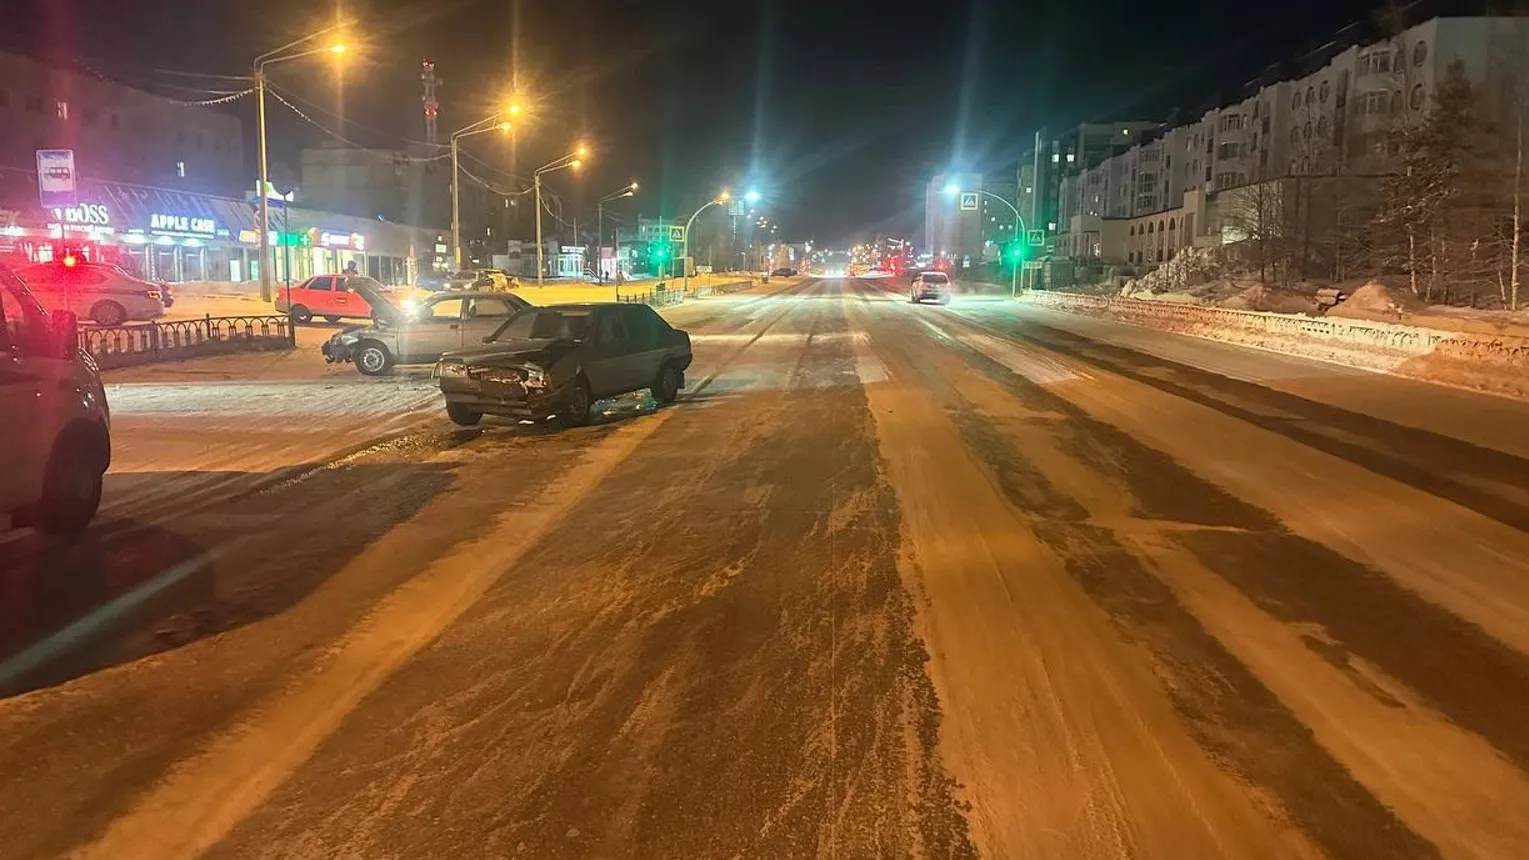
[322,285,532,376]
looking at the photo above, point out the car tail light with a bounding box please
[146,289,162,300]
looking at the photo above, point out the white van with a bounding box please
[0,263,112,534]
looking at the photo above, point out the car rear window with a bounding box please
[922,272,949,284]
[491,308,594,342]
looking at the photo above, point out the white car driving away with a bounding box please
[910,270,951,304]
[18,260,167,326]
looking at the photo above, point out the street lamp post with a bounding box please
[945,184,1028,297]
[254,26,348,303]
[596,182,638,283]
[533,146,587,285]
[449,110,517,271]
[681,192,732,292]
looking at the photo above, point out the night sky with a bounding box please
[8,0,1381,244]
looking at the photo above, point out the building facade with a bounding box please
[1054,13,1529,267]
[0,51,244,196]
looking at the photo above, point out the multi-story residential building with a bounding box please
[1054,12,1529,269]
[0,50,244,195]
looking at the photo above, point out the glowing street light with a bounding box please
[945,184,1029,296]
[681,191,732,290]
[598,181,640,282]
[254,22,352,302]
[744,189,761,204]
[449,110,517,269]
[534,145,589,284]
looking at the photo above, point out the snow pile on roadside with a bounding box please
[1119,246,1225,297]
[1330,282,1427,317]
[1329,282,1529,338]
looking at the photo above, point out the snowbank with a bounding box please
[1025,291,1529,401]
[1329,281,1529,339]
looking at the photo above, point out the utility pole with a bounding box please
[535,173,544,284]
[255,63,270,301]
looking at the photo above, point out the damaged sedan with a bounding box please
[322,283,531,376]
[434,303,692,427]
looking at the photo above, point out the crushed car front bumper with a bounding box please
[438,373,563,419]
[321,337,353,364]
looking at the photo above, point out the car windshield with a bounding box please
[489,307,594,342]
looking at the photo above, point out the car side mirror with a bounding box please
[49,309,78,359]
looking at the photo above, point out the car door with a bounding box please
[620,305,665,390]
[462,295,524,345]
[327,276,364,318]
[585,308,634,398]
[0,280,50,508]
[288,275,330,314]
[397,295,466,362]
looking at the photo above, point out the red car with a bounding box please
[275,274,385,324]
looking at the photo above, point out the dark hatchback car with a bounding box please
[434,303,692,427]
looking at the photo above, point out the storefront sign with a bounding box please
[52,202,111,227]
[433,242,448,254]
[150,212,217,237]
[238,229,313,246]
[319,231,365,250]
[36,149,77,208]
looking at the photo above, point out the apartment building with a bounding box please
[1055,12,1528,267]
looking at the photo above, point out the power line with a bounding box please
[265,87,448,162]
[266,82,447,152]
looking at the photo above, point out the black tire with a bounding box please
[354,341,393,376]
[289,304,313,324]
[652,363,681,405]
[559,378,593,427]
[445,401,482,426]
[29,426,107,535]
[324,315,343,324]
[90,300,127,326]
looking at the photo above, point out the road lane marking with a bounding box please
[844,301,1324,860]
[928,333,1529,859]
[70,411,673,860]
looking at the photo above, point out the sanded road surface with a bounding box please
[5,278,1529,859]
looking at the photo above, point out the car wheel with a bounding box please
[559,378,593,427]
[652,363,681,405]
[29,425,106,535]
[324,315,343,324]
[90,300,127,326]
[289,304,313,324]
[445,401,483,426]
[355,341,393,376]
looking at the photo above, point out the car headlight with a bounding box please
[337,331,360,345]
[524,366,548,388]
[435,361,467,378]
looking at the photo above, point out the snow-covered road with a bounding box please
[7,278,1529,860]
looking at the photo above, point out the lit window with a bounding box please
[1051,153,1060,163]
[1066,152,1076,163]
[55,100,68,120]
[175,160,186,178]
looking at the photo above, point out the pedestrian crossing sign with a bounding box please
[959,193,979,211]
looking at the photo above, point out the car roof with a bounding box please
[541,302,627,310]
[428,290,527,300]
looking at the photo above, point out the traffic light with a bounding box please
[651,241,672,263]
[1006,240,1027,262]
